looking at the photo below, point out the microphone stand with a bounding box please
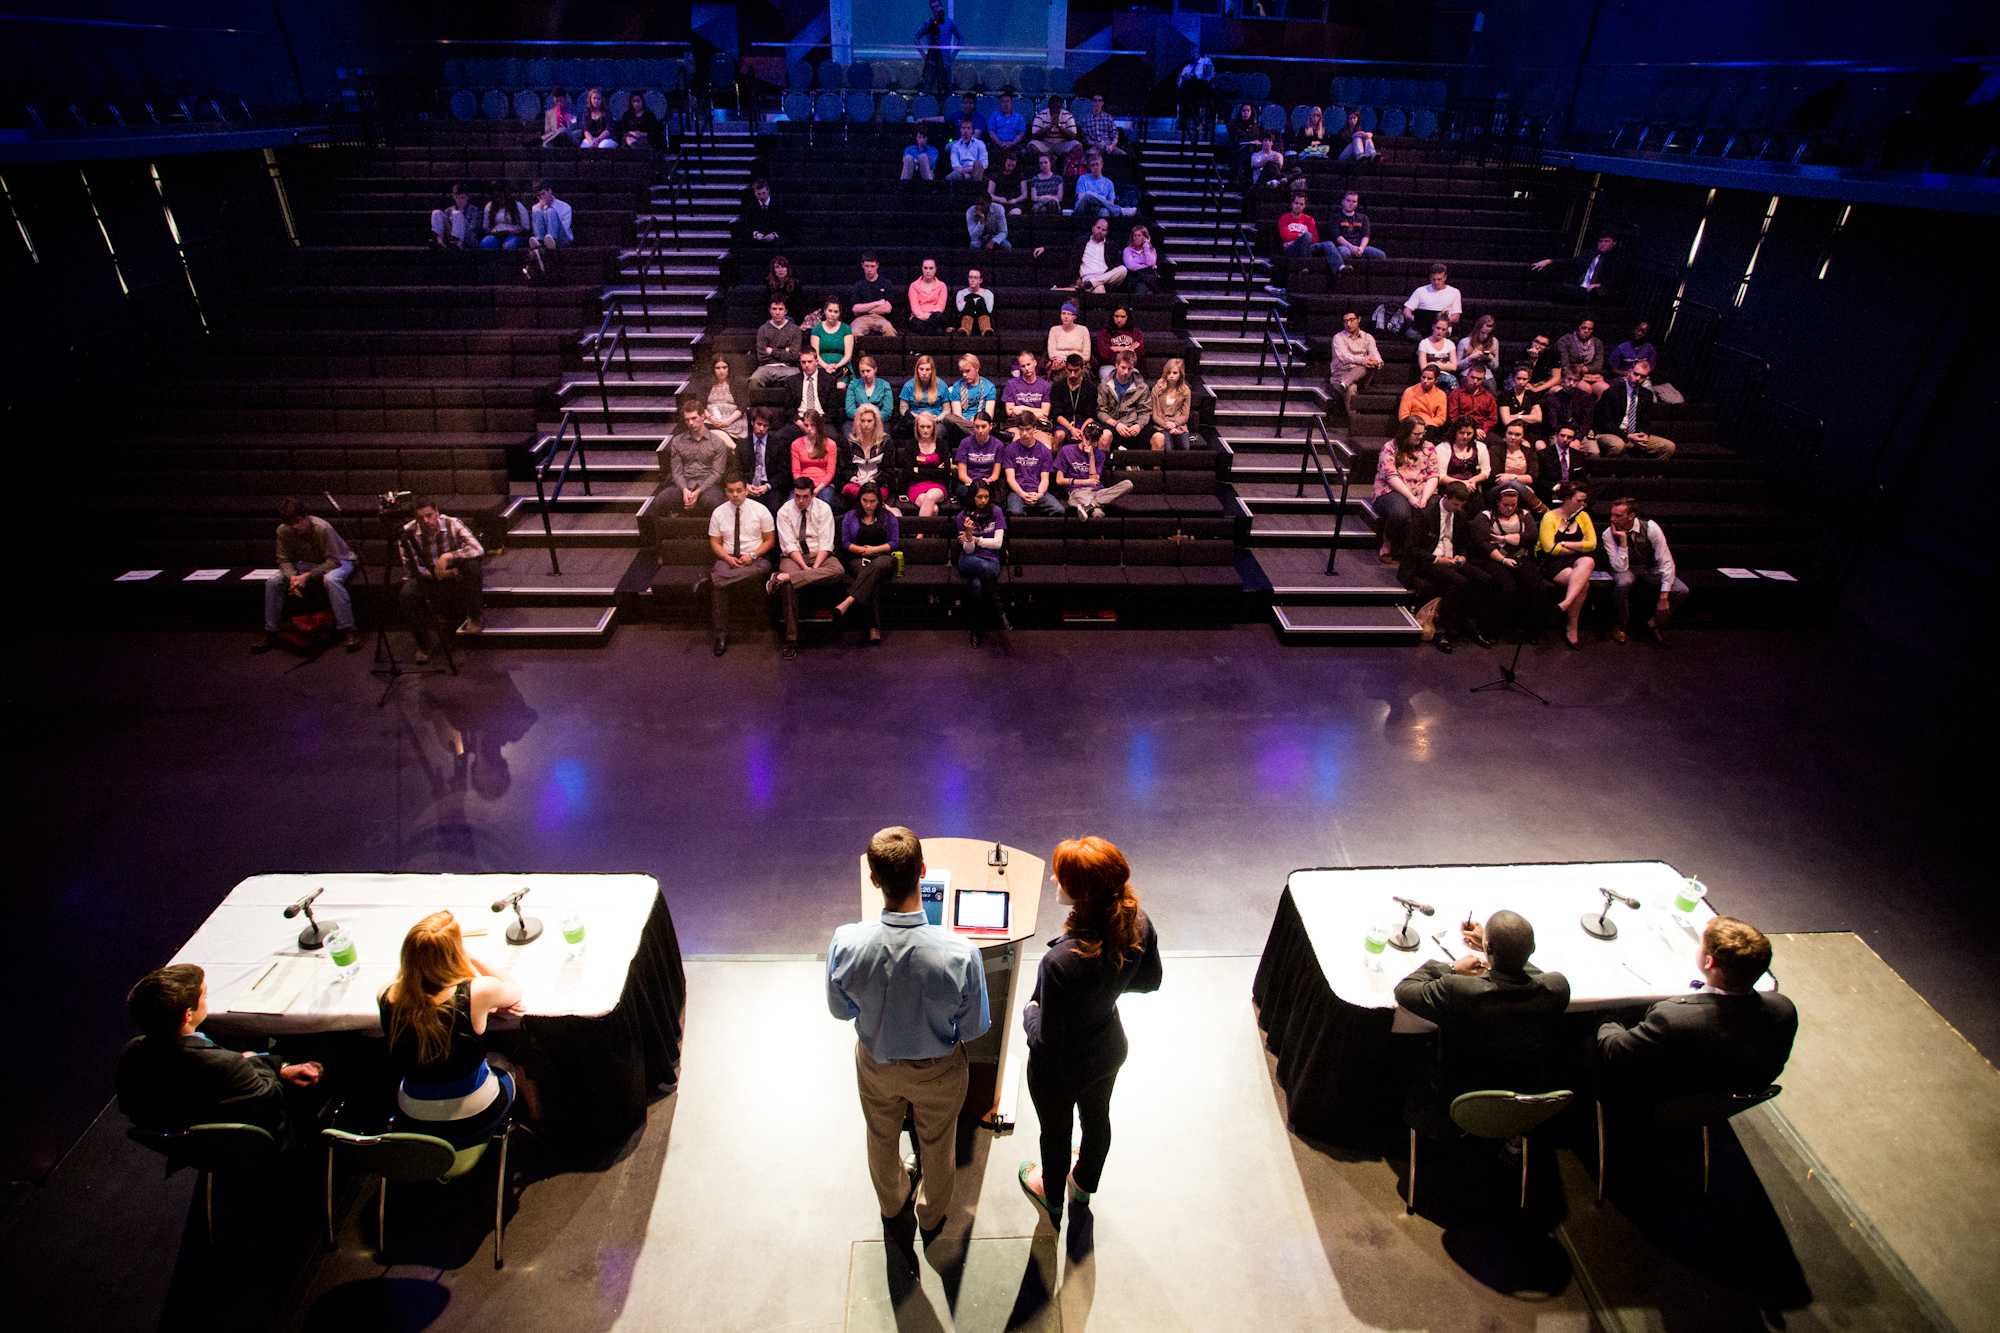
[1580,887,1630,940]
[1471,632,1550,705]
[1387,900,1424,952]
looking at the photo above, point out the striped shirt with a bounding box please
[401,513,483,578]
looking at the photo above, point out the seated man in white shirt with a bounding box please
[769,476,847,660]
[946,120,989,181]
[1600,497,1686,645]
[706,476,776,657]
[1400,263,1463,341]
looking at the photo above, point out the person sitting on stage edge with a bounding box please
[1017,836,1163,1235]
[257,497,359,655]
[770,476,844,660]
[1596,915,1798,1104]
[827,826,992,1250]
[399,496,486,663]
[1394,909,1571,1132]
[706,475,776,658]
[380,911,522,1146]
[116,964,324,1146]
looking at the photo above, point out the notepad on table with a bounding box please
[1717,567,1758,580]
[231,957,320,1015]
[183,569,230,582]
[116,570,163,582]
[1754,569,1797,582]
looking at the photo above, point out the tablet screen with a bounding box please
[954,889,1010,932]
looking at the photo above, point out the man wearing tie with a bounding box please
[1530,231,1625,300]
[705,476,775,657]
[769,476,845,660]
[788,347,843,437]
[1590,361,1677,459]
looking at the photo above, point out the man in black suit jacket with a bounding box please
[1589,362,1677,458]
[779,347,845,435]
[736,410,792,511]
[735,178,793,249]
[1399,481,1493,654]
[1596,916,1798,1104]
[1530,231,1628,301]
[1396,910,1571,1127]
[115,964,323,1145]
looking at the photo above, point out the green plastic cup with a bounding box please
[1363,928,1388,955]
[328,932,358,974]
[562,914,586,947]
[1673,879,1707,915]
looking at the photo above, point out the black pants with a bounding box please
[1027,1055,1119,1225]
[399,559,484,649]
[1404,557,1481,636]
[842,555,894,629]
[1485,557,1546,636]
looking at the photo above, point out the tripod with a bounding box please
[1471,633,1549,705]
[364,496,455,707]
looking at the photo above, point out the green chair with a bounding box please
[323,1123,514,1269]
[127,1122,280,1244]
[1407,1089,1574,1215]
[1596,1084,1781,1202]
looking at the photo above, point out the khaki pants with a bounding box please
[854,1042,968,1232]
[1594,431,1677,459]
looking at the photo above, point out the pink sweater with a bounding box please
[908,279,949,319]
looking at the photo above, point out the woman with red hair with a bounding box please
[1017,836,1163,1232]
[378,910,522,1145]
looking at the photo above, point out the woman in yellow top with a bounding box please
[1537,480,1597,650]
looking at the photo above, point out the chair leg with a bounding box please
[1520,1138,1530,1210]
[378,1178,389,1255]
[324,1150,336,1247]
[203,1170,214,1245]
[1701,1126,1711,1194]
[1405,1128,1417,1215]
[1595,1103,1606,1205]
[494,1129,510,1270]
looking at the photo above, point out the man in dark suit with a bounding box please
[1530,231,1628,301]
[1395,909,1572,1129]
[736,408,792,511]
[1589,361,1677,459]
[779,347,845,438]
[1399,481,1493,654]
[115,964,323,1144]
[734,178,792,250]
[1596,916,1798,1103]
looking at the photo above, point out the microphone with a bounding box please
[491,887,543,945]
[323,491,344,514]
[987,842,1008,871]
[1581,885,1640,941]
[1386,895,1433,952]
[284,887,335,950]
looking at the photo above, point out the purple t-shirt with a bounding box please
[954,436,1002,479]
[1005,440,1054,491]
[961,505,1007,544]
[1055,442,1103,487]
[1001,375,1050,416]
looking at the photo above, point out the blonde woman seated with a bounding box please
[901,412,951,517]
[378,910,522,1146]
[1149,357,1194,450]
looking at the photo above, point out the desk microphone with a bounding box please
[283,887,336,950]
[1387,896,1433,952]
[987,842,1008,871]
[1580,887,1641,941]
[491,887,543,945]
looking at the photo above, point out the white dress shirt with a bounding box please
[1432,505,1458,561]
[1602,518,1676,589]
[775,497,836,561]
[1406,283,1463,318]
[708,498,776,559]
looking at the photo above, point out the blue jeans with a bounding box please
[1373,492,1417,556]
[1285,237,1341,272]
[1006,490,1063,516]
[1336,239,1387,262]
[480,233,522,251]
[957,550,1002,625]
[265,561,355,632]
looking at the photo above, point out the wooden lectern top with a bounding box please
[857,836,1045,947]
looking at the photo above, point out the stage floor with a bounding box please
[3,620,1996,1184]
[2,948,1968,1331]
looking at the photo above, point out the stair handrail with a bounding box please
[1221,221,1260,299]
[1293,414,1354,577]
[1250,301,1305,430]
[531,409,595,576]
[588,305,636,430]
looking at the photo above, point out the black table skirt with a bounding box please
[1251,885,1407,1148]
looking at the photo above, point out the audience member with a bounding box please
[662,398,735,516]
[116,964,322,1141]
[1337,109,1380,162]
[1293,106,1334,158]
[845,355,895,430]
[616,91,663,148]
[693,355,750,439]
[1098,351,1153,449]
[765,254,802,310]
[1394,911,1570,1120]
[809,298,856,390]
[1600,496,1686,644]
[850,255,898,337]
[1543,379,1598,451]
[1176,49,1216,141]
[1331,189,1386,263]
[1435,420,1492,498]
[1597,916,1797,1101]
[1400,481,1491,652]
[379,911,521,1146]
[789,348,843,428]
[737,408,788,509]
[966,198,1011,250]
[913,0,963,97]
[1069,216,1129,294]
[1396,365,1449,432]
[1488,420,1549,514]
[900,352,947,421]
[952,414,1005,505]
[1557,316,1608,397]
[429,183,481,249]
[839,407,898,510]
[942,92,983,137]
[829,825,989,1243]
[1072,153,1129,226]
[1050,355,1098,446]
[1150,357,1194,450]
[1225,103,1262,185]
[1447,364,1499,440]
[1002,350,1055,445]
[1373,419,1439,562]
[1538,481,1598,649]
[1417,317,1460,388]
[398,496,486,659]
[1270,188,1340,296]
[907,257,950,332]
[1004,429,1063,515]
[1592,361,1676,458]
[902,413,950,516]
[1608,320,1657,377]
[987,91,1028,155]
[1401,264,1462,340]
[753,298,804,387]
[1094,304,1145,378]
[706,476,776,656]
[771,477,844,659]
[1079,93,1121,157]
[737,178,790,249]
[833,484,900,642]
[577,87,616,149]
[1047,301,1091,368]
[947,120,990,182]
[528,180,571,266]
[1122,224,1162,294]
[954,268,998,336]
[1541,425,1589,500]
[1329,310,1383,417]
[1467,485,1546,637]
[1525,332,1563,395]
[258,498,358,654]
[482,185,530,250]
[1247,134,1288,194]
[541,88,577,147]
[956,484,1010,643]
[789,411,841,506]
[1028,152,1066,215]
[1457,315,1502,383]
[1017,836,1163,1234]
[1030,95,1081,160]
[942,352,997,441]
[988,151,1028,216]
[1055,423,1134,517]
[901,126,939,183]
[1499,364,1545,441]
[1531,231,1626,298]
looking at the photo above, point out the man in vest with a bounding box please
[1602,497,1686,645]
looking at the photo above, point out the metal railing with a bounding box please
[1293,415,1354,576]
[531,409,594,575]
[1247,303,1311,429]
[586,306,635,428]
[1221,220,1261,298]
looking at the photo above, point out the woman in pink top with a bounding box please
[1122,224,1161,295]
[791,412,840,504]
[1373,418,1438,562]
[907,257,949,333]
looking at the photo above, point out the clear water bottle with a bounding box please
[327,930,360,980]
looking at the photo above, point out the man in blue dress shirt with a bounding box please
[828,826,990,1240]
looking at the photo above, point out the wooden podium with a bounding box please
[858,836,1045,1131]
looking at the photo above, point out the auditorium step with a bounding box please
[1271,603,1423,642]
[459,603,619,646]
[1245,508,1379,547]
[478,546,641,600]
[505,504,644,547]
[1252,547,1409,602]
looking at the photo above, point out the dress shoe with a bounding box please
[1610,626,1628,644]
[342,632,362,653]
[1434,634,1455,654]
[460,619,482,635]
[712,635,727,657]
[780,643,798,660]
[1564,633,1581,652]
[867,628,883,644]
[251,634,278,655]
[1468,630,1495,649]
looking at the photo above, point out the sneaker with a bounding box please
[780,643,798,660]
[342,632,362,653]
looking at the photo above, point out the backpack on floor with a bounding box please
[278,610,338,655]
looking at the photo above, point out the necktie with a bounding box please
[799,511,812,562]
[1581,255,1599,288]
[1622,387,1638,433]
[733,503,743,557]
